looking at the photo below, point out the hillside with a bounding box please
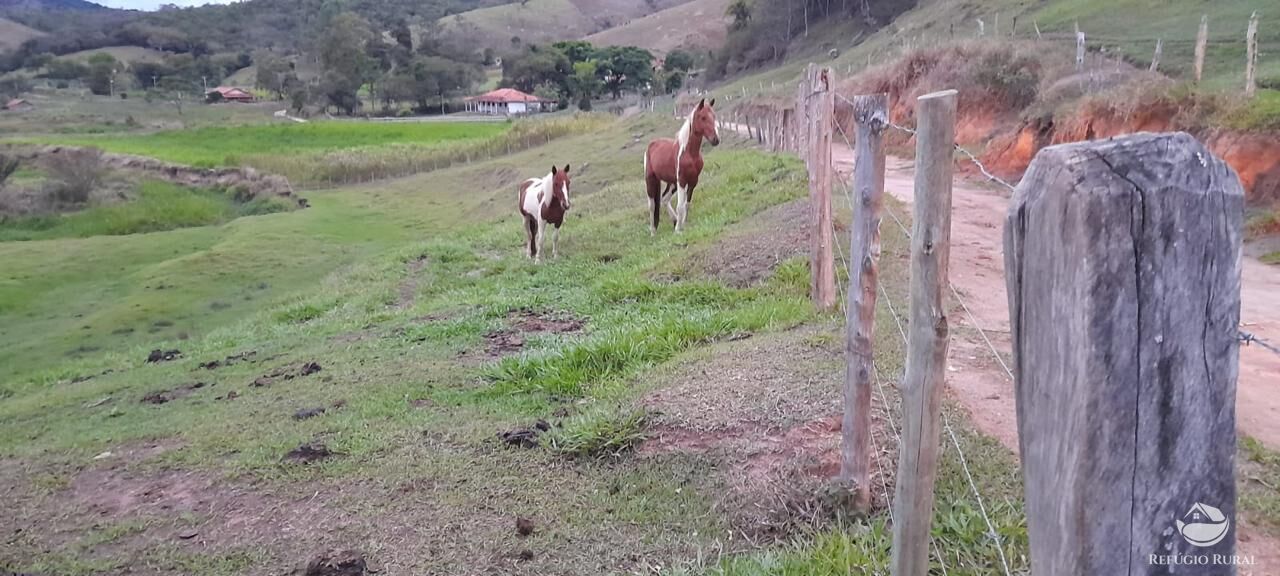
[437,0,690,53]
[0,16,45,51]
[583,0,729,56]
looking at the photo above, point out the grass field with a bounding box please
[0,181,292,242]
[35,121,512,168]
[62,46,170,65]
[4,102,1279,574]
[0,110,1046,575]
[436,0,687,52]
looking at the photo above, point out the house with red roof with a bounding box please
[205,86,255,103]
[464,88,546,116]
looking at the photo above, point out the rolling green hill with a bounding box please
[0,16,45,52]
[437,0,691,54]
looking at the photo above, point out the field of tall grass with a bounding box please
[27,116,610,188]
[36,121,511,168]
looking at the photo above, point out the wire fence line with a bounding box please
[829,146,997,575]
[829,115,1018,576]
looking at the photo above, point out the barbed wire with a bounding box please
[1240,330,1280,359]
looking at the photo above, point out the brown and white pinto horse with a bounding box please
[644,98,719,234]
[518,164,572,263]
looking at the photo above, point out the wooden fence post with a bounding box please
[890,89,956,576]
[841,93,888,511]
[1149,39,1162,72]
[804,64,837,311]
[1004,132,1242,575]
[1195,15,1209,83]
[1075,23,1086,71]
[1246,11,1259,97]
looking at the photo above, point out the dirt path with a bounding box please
[830,149,1280,572]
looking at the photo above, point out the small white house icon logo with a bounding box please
[1176,502,1230,547]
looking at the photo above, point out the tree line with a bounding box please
[709,0,917,79]
[500,40,697,111]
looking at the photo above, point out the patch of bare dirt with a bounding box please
[460,309,586,364]
[140,381,208,405]
[0,438,368,574]
[682,198,814,288]
[252,361,322,387]
[145,348,182,364]
[396,256,429,309]
[639,328,894,538]
[197,350,258,370]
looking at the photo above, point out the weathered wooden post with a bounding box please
[891,89,956,576]
[1195,15,1209,83]
[841,93,888,511]
[1004,133,1242,575]
[804,64,837,311]
[1075,24,1086,71]
[1150,39,1163,72]
[1246,11,1259,97]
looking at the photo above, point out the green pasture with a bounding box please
[34,120,511,168]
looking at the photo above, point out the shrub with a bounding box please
[43,148,105,205]
[0,155,18,191]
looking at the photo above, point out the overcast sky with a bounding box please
[96,0,236,10]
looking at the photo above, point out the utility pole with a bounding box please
[152,74,158,89]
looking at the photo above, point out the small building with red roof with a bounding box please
[206,86,255,103]
[464,88,546,116]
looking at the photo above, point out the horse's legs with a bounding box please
[646,173,662,235]
[524,216,538,260]
[552,223,561,259]
[674,185,689,233]
[663,184,678,224]
[534,219,546,264]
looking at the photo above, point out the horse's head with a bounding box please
[551,164,571,211]
[692,98,720,147]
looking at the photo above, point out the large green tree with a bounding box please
[318,12,375,114]
[593,45,654,99]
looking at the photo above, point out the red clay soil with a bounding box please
[984,111,1280,203]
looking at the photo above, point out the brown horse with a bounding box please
[644,98,719,234]
[518,165,572,263]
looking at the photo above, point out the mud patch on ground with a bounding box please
[141,381,208,405]
[198,350,258,370]
[460,309,586,363]
[680,198,814,288]
[252,361,322,387]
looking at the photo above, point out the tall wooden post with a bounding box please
[1149,39,1162,72]
[1195,15,1209,83]
[1075,24,1086,71]
[891,89,956,576]
[804,64,837,311]
[1246,11,1259,97]
[841,93,888,510]
[1004,132,1241,575]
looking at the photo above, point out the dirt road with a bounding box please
[831,149,1280,571]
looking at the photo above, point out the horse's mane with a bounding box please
[539,171,556,207]
[675,106,697,187]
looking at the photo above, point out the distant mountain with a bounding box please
[0,0,109,11]
[0,0,513,62]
